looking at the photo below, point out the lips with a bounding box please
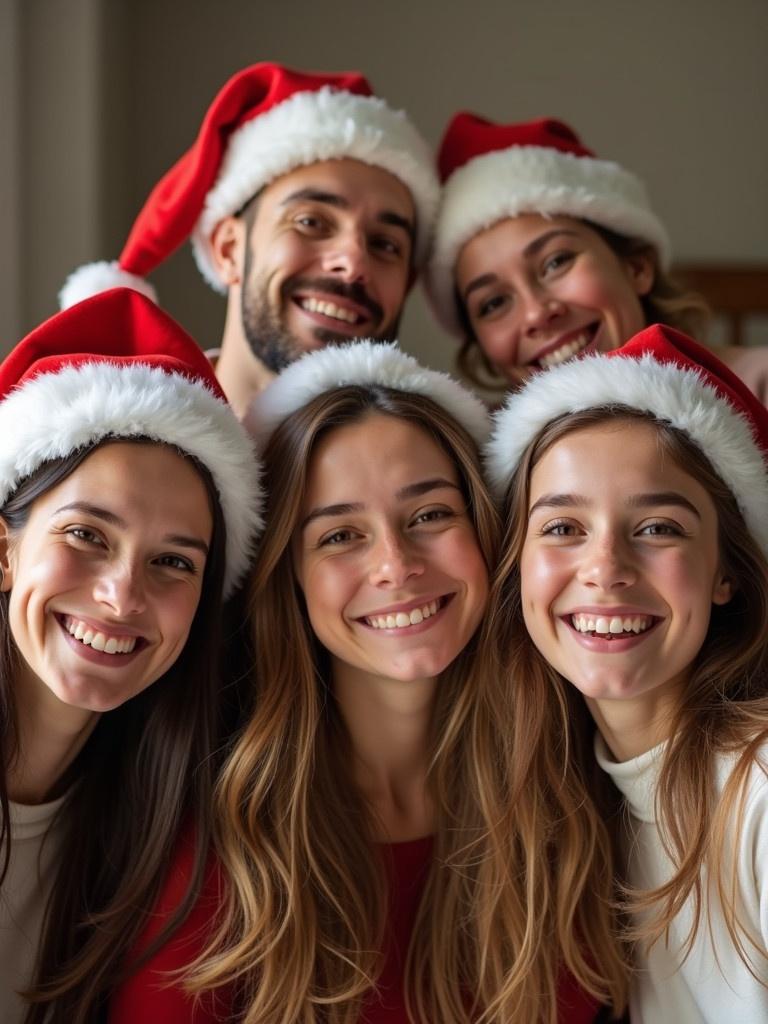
[531,324,598,369]
[359,595,451,631]
[286,276,383,330]
[58,613,146,656]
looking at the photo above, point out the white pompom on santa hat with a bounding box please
[0,288,263,594]
[60,63,439,310]
[486,324,768,558]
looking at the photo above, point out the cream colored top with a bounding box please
[0,794,67,1023]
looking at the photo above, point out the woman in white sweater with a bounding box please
[482,323,768,1022]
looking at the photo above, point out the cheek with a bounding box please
[301,561,356,634]
[520,547,568,610]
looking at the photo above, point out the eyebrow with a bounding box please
[462,229,581,301]
[528,491,701,519]
[301,478,460,531]
[280,188,415,240]
[53,502,210,555]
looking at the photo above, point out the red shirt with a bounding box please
[109,833,603,1023]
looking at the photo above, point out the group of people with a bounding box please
[1,61,766,1024]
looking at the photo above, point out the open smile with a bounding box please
[56,613,148,660]
[359,594,453,632]
[531,323,598,369]
[293,294,373,332]
[562,611,662,651]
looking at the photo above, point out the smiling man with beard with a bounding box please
[60,64,439,419]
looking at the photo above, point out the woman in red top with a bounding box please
[111,341,619,1023]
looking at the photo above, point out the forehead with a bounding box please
[303,412,459,502]
[531,418,703,495]
[259,157,415,218]
[33,441,211,522]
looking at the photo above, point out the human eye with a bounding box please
[293,208,329,234]
[411,506,455,528]
[539,518,581,538]
[541,250,575,276]
[370,233,404,260]
[637,519,684,538]
[65,525,103,546]
[475,292,510,320]
[318,527,358,548]
[153,553,197,573]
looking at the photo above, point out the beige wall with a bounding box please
[4,0,768,365]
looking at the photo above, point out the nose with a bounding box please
[520,286,566,335]
[367,530,424,588]
[576,533,637,591]
[93,560,147,617]
[320,229,370,283]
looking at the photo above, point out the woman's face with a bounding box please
[294,412,489,683]
[455,214,654,385]
[1,442,213,713]
[519,419,732,716]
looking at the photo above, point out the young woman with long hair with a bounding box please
[0,288,262,1024]
[110,340,604,1023]
[426,114,767,403]
[484,323,768,1021]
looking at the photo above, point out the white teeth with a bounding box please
[570,613,653,637]
[64,617,137,655]
[301,297,359,324]
[366,599,442,630]
[539,332,591,369]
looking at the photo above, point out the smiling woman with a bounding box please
[484,324,768,1022]
[109,341,604,1024]
[0,289,262,1024]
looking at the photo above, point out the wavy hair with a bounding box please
[455,221,710,393]
[0,438,227,1024]
[491,407,768,1003]
[185,385,601,1022]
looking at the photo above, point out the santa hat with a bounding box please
[427,114,671,336]
[0,288,262,595]
[247,340,491,448]
[59,63,439,309]
[486,324,768,558]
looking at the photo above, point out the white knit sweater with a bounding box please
[596,736,768,1023]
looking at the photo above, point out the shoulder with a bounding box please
[108,826,230,1024]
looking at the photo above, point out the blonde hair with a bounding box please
[455,222,710,393]
[493,407,768,986]
[187,385,601,1022]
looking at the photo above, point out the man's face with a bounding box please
[239,158,416,373]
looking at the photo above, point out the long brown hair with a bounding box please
[455,221,710,393]
[186,385,604,1022]
[492,407,768,990]
[0,438,227,1024]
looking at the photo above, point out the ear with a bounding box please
[0,516,13,591]
[209,216,248,287]
[711,568,734,606]
[625,249,655,298]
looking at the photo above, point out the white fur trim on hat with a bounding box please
[427,146,671,336]
[192,87,440,290]
[59,261,159,311]
[247,340,491,447]
[0,362,262,595]
[486,353,768,557]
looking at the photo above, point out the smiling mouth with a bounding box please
[569,613,658,638]
[362,596,450,630]
[297,297,365,326]
[59,614,145,655]
[534,326,597,369]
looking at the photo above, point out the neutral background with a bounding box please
[2,0,767,369]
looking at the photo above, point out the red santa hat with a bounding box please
[486,324,768,558]
[0,288,262,594]
[246,339,491,448]
[426,114,671,336]
[59,63,439,309]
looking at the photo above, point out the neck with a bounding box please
[7,669,99,804]
[332,659,437,842]
[587,686,680,762]
[215,289,275,419]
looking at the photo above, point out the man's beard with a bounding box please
[241,268,399,375]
